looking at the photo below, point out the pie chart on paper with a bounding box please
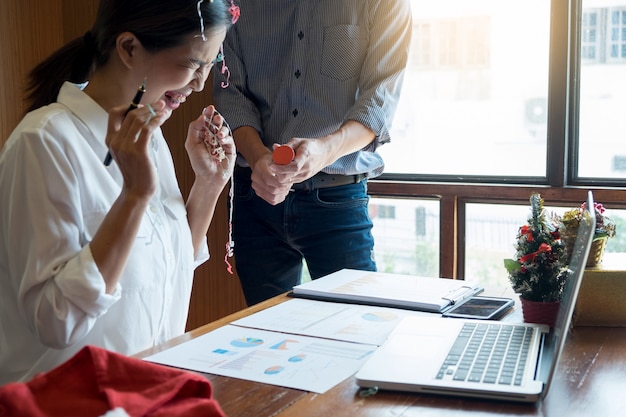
[230,337,264,348]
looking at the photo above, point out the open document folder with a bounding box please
[291,269,483,313]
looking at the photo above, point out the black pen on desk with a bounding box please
[103,79,147,166]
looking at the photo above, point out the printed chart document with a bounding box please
[144,325,376,394]
[291,269,483,313]
[232,298,432,346]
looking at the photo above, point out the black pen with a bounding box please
[103,79,147,166]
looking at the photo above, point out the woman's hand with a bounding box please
[186,105,236,187]
[184,106,237,256]
[95,100,171,293]
[105,100,171,200]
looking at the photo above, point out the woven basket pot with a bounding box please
[586,237,608,267]
[520,298,560,328]
[562,234,607,267]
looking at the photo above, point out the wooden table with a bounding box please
[137,294,626,417]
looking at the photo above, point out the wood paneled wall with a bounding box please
[0,0,246,331]
[161,91,248,330]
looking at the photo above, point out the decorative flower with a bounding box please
[560,201,616,241]
[504,193,570,302]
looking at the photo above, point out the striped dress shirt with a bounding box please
[213,0,412,177]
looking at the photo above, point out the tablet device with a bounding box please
[442,296,514,320]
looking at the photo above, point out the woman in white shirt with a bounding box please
[0,0,238,384]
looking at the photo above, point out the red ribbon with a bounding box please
[520,243,552,264]
[520,225,534,242]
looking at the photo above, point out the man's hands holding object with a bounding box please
[272,145,294,165]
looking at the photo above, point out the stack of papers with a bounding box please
[144,270,483,393]
[145,322,373,394]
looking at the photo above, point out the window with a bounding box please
[413,17,490,70]
[368,0,626,292]
[380,1,551,178]
[370,198,439,277]
[464,203,626,290]
[578,3,626,179]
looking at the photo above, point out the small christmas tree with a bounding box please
[504,193,570,302]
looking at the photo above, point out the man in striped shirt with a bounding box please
[213,0,412,306]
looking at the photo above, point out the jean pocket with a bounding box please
[234,177,256,202]
[313,182,369,209]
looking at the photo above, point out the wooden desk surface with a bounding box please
[137,294,626,417]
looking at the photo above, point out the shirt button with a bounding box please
[292,109,299,117]
[298,31,304,40]
[294,69,301,78]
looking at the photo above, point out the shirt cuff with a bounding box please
[193,239,210,269]
[55,245,121,317]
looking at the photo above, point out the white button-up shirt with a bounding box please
[0,82,209,384]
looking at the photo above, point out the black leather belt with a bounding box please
[291,172,367,191]
[235,166,367,191]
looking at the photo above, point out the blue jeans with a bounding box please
[232,169,377,305]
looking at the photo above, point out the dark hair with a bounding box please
[25,0,234,113]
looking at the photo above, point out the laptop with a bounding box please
[355,191,597,402]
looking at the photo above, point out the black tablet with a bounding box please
[442,296,514,320]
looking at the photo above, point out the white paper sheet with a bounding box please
[144,324,377,394]
[232,298,432,346]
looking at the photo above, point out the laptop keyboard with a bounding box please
[436,322,534,385]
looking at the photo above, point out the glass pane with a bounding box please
[369,197,440,277]
[465,202,626,294]
[380,0,551,177]
[578,2,626,178]
[465,203,529,293]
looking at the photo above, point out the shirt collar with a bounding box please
[57,81,108,144]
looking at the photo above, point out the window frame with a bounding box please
[368,0,626,280]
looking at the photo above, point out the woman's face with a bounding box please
[143,28,227,111]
